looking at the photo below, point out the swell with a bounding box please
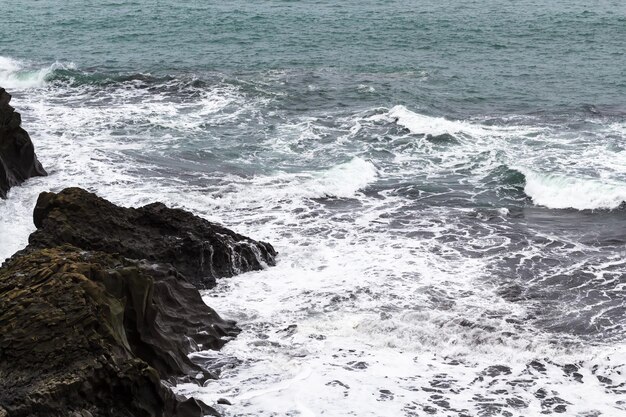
[0,56,74,89]
[0,55,206,90]
[497,166,626,211]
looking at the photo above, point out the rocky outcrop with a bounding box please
[0,87,47,198]
[0,245,237,417]
[29,188,276,288]
[27,187,276,289]
[1,187,278,416]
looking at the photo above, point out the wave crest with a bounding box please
[382,105,544,139]
[388,105,478,136]
[518,168,626,210]
[0,56,76,89]
[300,157,378,199]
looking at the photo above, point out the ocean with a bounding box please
[1,1,625,415]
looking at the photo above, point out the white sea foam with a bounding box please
[370,105,626,213]
[0,56,21,76]
[2,64,626,417]
[521,169,626,210]
[174,223,626,417]
[383,105,544,138]
[387,104,478,136]
[298,157,378,198]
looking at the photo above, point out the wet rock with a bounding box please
[191,351,242,376]
[0,87,47,198]
[0,245,233,417]
[28,187,277,288]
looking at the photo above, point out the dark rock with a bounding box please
[28,187,277,288]
[216,399,231,406]
[0,87,47,198]
[0,245,232,417]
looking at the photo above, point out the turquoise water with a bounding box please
[1,1,626,416]
[5,0,626,113]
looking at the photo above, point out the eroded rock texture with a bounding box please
[0,245,236,417]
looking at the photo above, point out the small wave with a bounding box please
[387,105,476,136]
[382,105,544,139]
[384,104,516,138]
[300,157,378,199]
[357,84,375,93]
[519,168,626,210]
[0,56,171,90]
[0,56,75,89]
[46,68,170,87]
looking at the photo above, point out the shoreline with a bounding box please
[1,98,277,416]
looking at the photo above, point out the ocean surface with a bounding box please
[1,1,626,415]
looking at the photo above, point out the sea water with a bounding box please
[1,1,625,415]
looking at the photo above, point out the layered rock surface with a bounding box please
[0,245,233,417]
[0,87,47,198]
[0,188,278,416]
[28,187,277,289]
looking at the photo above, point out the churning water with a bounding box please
[1,1,625,415]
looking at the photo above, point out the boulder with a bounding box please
[0,245,235,417]
[0,87,47,198]
[28,187,277,289]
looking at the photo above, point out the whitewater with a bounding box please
[1,52,625,417]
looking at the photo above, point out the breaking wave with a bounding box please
[502,167,626,210]
[520,169,626,210]
[383,105,543,138]
[0,56,76,89]
[300,157,378,199]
